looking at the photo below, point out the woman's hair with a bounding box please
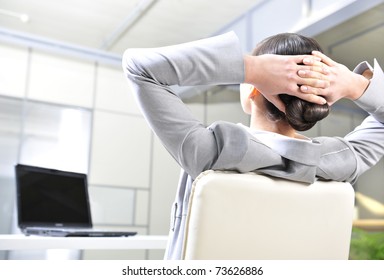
[252,33,329,131]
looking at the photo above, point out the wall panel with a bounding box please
[95,65,141,115]
[89,111,151,188]
[0,44,28,98]
[28,51,94,108]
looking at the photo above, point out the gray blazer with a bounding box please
[123,32,384,259]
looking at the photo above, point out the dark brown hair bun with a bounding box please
[252,33,330,131]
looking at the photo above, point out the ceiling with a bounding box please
[0,0,262,55]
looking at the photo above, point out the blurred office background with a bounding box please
[0,0,383,259]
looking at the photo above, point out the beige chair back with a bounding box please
[182,170,355,260]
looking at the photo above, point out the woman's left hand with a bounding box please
[300,51,370,105]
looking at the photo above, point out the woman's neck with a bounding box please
[250,113,296,138]
[249,96,297,138]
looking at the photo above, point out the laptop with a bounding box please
[15,164,136,237]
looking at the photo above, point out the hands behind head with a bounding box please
[299,51,370,105]
[244,53,328,112]
[244,52,371,112]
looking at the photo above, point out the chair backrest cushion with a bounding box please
[182,170,355,260]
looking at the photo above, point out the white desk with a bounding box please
[0,234,168,250]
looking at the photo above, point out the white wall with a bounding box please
[0,44,29,98]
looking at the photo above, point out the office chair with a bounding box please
[182,170,355,259]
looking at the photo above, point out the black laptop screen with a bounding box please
[16,164,92,228]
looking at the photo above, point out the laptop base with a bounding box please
[23,228,137,237]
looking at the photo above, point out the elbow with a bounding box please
[122,49,134,74]
[122,49,138,78]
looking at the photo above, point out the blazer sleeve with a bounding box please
[343,59,384,182]
[122,32,247,179]
[354,59,384,122]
